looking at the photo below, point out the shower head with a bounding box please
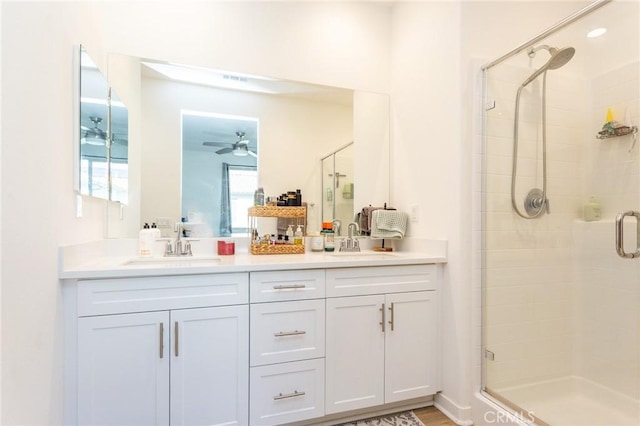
[521,46,575,87]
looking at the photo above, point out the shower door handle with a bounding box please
[615,211,640,259]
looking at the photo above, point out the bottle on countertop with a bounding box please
[321,221,335,252]
[139,223,154,257]
[286,225,294,244]
[294,225,304,245]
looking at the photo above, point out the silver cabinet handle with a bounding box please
[274,330,306,337]
[616,211,640,258]
[273,390,306,400]
[380,303,386,332]
[273,284,306,290]
[388,302,395,331]
[174,321,179,357]
[159,323,164,359]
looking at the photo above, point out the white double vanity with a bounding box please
[60,240,446,425]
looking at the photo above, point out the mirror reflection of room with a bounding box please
[78,46,129,203]
[122,57,355,237]
[79,47,110,199]
[181,111,258,237]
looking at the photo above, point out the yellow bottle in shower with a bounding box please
[606,108,613,123]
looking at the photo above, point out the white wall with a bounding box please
[1,2,391,424]
[390,2,469,420]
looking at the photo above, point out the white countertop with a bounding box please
[59,238,447,280]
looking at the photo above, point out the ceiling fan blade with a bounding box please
[248,150,258,158]
[203,141,231,147]
[216,147,233,155]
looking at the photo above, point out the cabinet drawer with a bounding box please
[77,273,249,316]
[250,269,325,302]
[326,264,437,297]
[250,358,324,425]
[251,300,325,366]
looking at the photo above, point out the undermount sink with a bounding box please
[124,255,222,266]
[327,251,397,259]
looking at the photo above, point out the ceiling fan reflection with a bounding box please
[203,131,257,157]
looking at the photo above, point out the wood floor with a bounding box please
[413,406,457,426]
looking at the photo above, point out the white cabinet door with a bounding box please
[77,312,170,426]
[170,305,249,426]
[384,291,438,403]
[325,295,385,414]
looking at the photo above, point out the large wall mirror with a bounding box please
[106,53,389,238]
[76,46,129,202]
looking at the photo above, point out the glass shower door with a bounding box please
[481,2,640,424]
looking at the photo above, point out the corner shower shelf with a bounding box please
[596,125,638,140]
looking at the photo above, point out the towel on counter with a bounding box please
[370,210,408,240]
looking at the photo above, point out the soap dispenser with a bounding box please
[139,223,154,257]
[584,196,602,222]
[294,225,304,246]
[286,225,294,244]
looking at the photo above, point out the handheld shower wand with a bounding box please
[511,45,575,219]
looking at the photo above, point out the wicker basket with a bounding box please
[248,206,306,218]
[250,244,306,255]
[248,205,307,254]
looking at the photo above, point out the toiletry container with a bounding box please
[584,196,601,221]
[254,187,264,206]
[294,225,304,245]
[286,225,294,244]
[309,232,324,252]
[138,223,154,257]
[150,223,162,256]
[322,222,335,252]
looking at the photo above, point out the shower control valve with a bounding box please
[524,188,550,216]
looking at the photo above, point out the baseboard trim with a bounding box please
[435,393,474,426]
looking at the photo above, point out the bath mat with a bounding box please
[336,410,425,426]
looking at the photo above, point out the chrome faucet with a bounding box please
[340,222,361,252]
[164,222,192,257]
[332,219,342,236]
[348,222,360,238]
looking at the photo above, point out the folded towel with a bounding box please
[370,210,408,240]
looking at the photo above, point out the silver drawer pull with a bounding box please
[273,284,306,290]
[273,390,306,400]
[274,330,307,337]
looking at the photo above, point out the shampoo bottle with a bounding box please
[139,223,154,257]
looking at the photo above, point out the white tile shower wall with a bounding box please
[483,63,586,390]
[574,61,640,401]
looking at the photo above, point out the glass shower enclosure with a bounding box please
[321,142,354,235]
[481,1,639,424]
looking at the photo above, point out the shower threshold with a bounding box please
[491,376,639,426]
